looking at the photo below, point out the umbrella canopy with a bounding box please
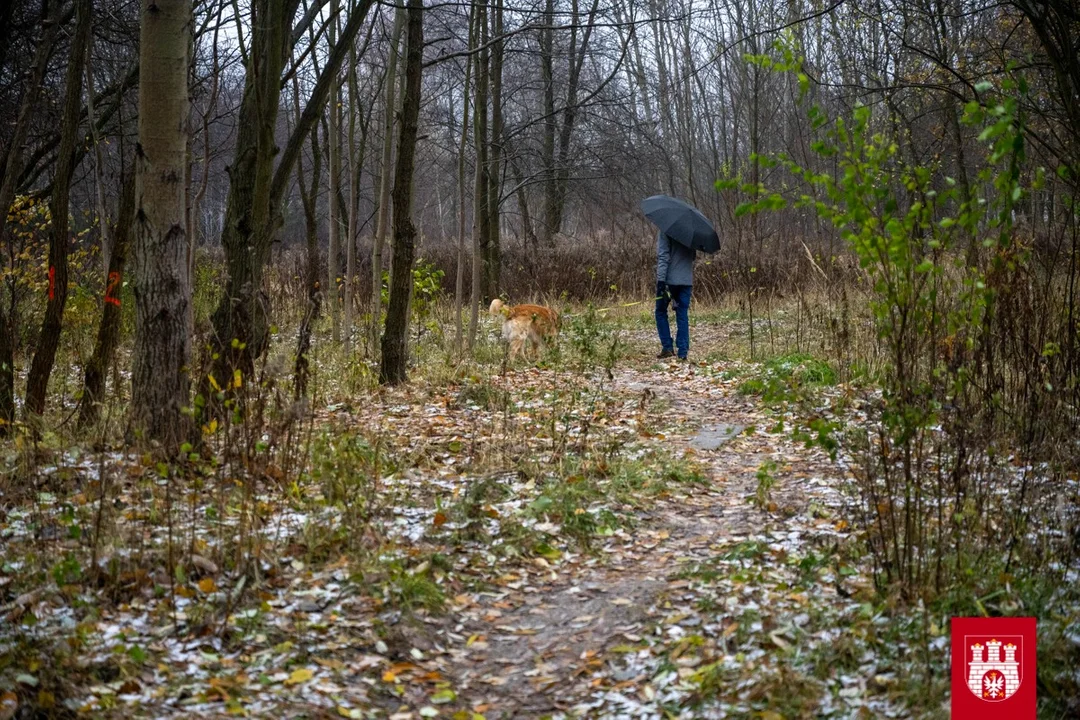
[640,194,720,254]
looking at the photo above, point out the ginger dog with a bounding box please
[488,299,559,361]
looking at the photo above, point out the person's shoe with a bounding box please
[657,349,675,359]
[677,355,689,362]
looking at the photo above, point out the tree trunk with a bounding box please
[130,0,192,448]
[467,0,488,349]
[79,172,136,430]
[510,156,536,247]
[545,0,601,238]
[327,0,342,343]
[24,0,92,419]
[474,1,491,302]
[85,42,112,276]
[371,7,406,349]
[485,0,504,300]
[0,0,61,434]
[344,39,365,356]
[538,0,555,246]
[206,0,374,395]
[189,16,222,335]
[378,0,423,385]
[292,52,323,400]
[454,2,476,354]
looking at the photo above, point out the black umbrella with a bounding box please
[640,194,720,254]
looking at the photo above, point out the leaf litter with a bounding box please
[0,330,944,718]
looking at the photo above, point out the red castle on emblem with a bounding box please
[966,637,1022,701]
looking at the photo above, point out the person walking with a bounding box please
[655,230,695,360]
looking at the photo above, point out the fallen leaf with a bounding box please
[431,688,456,704]
[0,694,15,720]
[284,668,313,686]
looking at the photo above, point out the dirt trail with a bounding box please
[434,363,842,718]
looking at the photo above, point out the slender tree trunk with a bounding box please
[485,0,504,299]
[208,0,294,382]
[510,156,536,247]
[24,0,92,419]
[379,0,423,385]
[79,172,136,430]
[0,0,60,433]
[130,0,192,448]
[649,0,677,193]
[85,42,112,276]
[454,2,476,354]
[468,0,489,348]
[344,40,363,356]
[371,7,406,349]
[327,0,342,343]
[292,57,323,400]
[547,0,600,235]
[190,16,221,334]
[474,1,491,302]
[538,0,555,246]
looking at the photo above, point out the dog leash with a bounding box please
[559,299,647,319]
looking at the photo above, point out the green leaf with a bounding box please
[533,542,562,561]
[529,495,554,513]
[431,689,457,704]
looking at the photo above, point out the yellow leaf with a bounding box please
[233,369,243,388]
[36,691,55,709]
[284,668,313,686]
[198,577,217,594]
[208,374,222,392]
[382,670,397,683]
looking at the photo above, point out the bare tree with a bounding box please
[454,3,477,353]
[327,0,343,344]
[379,0,424,385]
[371,8,406,350]
[0,0,62,433]
[79,172,136,430]
[129,0,192,447]
[24,0,93,419]
[466,0,489,350]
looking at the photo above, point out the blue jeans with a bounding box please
[656,284,691,358]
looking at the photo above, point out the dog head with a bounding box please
[489,298,506,316]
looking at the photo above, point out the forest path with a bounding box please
[424,358,853,719]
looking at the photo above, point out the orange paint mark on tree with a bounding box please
[105,271,121,306]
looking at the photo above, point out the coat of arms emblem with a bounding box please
[951,617,1035,719]
[964,636,1022,701]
